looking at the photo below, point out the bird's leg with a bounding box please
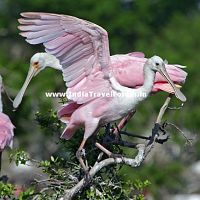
[76,139,92,184]
[76,139,89,174]
[95,142,125,160]
[77,125,100,182]
[112,110,136,140]
[95,142,112,157]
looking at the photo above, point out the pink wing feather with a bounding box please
[18,12,111,96]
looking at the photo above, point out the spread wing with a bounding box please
[18,12,111,89]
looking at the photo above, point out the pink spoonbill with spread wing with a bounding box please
[15,12,186,170]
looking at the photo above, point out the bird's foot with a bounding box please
[148,122,170,145]
[156,133,170,144]
[76,149,89,177]
[83,169,92,185]
[76,148,86,158]
[159,121,168,135]
[148,123,160,145]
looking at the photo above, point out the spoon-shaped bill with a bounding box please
[159,66,186,102]
[13,66,38,109]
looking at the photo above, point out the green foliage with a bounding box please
[0,182,35,200]
[35,109,62,135]
[17,188,35,200]
[10,149,29,166]
[0,182,14,198]
[84,178,151,200]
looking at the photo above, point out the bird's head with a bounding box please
[30,53,46,76]
[146,55,186,102]
[147,56,165,72]
[13,53,61,109]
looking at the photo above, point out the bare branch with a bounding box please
[168,103,184,110]
[166,122,193,146]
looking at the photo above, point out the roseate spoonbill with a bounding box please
[0,75,15,175]
[16,12,186,170]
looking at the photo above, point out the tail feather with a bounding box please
[60,126,76,140]
[57,101,80,122]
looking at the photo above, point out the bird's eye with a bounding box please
[155,62,159,66]
[33,61,40,69]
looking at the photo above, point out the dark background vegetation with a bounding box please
[0,0,200,199]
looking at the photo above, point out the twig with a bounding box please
[33,178,67,185]
[166,122,193,145]
[168,103,184,110]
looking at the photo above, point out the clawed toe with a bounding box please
[76,148,89,174]
[84,170,92,184]
[156,135,170,144]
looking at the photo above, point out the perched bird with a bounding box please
[16,12,186,170]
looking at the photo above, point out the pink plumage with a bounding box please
[0,112,15,151]
[0,75,15,151]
